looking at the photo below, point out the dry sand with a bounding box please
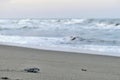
[0,45,120,80]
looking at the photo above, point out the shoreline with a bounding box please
[0,42,119,57]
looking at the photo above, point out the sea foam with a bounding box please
[0,18,120,56]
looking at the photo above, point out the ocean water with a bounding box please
[0,18,120,56]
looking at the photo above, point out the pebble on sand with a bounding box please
[1,77,10,80]
[81,68,87,71]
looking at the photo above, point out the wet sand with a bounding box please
[0,45,120,80]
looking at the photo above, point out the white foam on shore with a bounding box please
[0,35,120,57]
[0,42,119,57]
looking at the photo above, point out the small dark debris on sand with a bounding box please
[1,77,10,80]
[24,67,40,73]
[81,68,87,71]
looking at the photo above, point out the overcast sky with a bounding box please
[0,0,119,18]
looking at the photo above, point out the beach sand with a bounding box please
[0,45,120,80]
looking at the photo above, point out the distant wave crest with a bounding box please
[0,19,120,30]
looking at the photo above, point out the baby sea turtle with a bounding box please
[24,68,40,73]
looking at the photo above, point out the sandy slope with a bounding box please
[0,45,120,80]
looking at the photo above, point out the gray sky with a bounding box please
[0,0,119,18]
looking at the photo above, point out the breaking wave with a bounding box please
[0,18,120,30]
[0,18,120,56]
